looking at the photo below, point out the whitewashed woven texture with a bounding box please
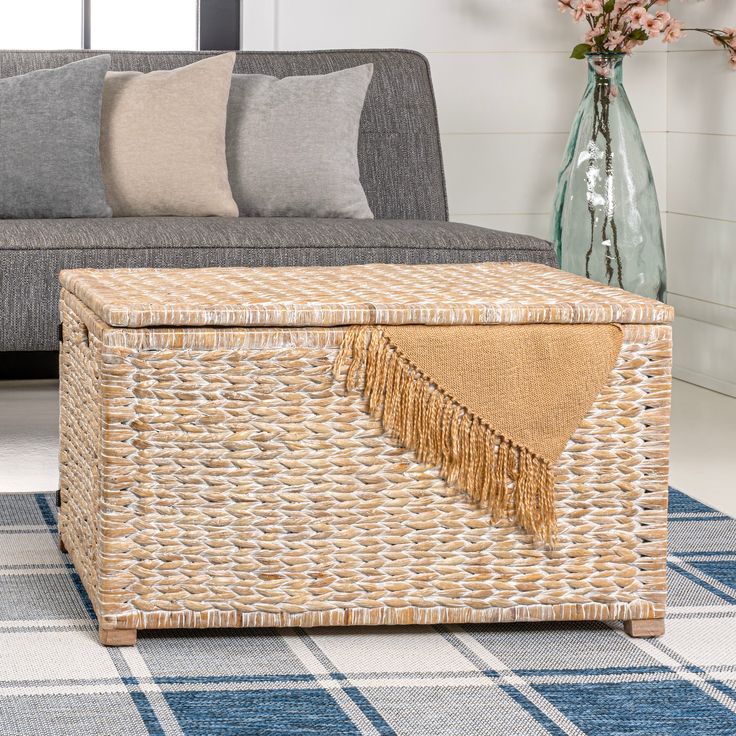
[57,262,672,636]
[59,262,674,329]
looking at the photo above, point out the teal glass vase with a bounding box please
[552,53,666,301]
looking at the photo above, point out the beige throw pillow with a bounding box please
[100,53,238,217]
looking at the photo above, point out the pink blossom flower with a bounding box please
[621,39,637,54]
[573,4,586,22]
[644,17,663,37]
[663,20,685,44]
[626,7,648,30]
[605,30,625,51]
[655,11,671,25]
[581,0,602,14]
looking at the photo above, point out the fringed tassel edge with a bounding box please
[334,325,557,546]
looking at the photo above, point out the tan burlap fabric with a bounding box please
[334,324,623,544]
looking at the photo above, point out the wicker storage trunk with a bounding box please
[58,263,673,646]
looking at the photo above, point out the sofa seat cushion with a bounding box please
[0,217,554,262]
[0,217,555,351]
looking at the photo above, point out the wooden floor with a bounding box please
[0,380,60,494]
[0,377,734,516]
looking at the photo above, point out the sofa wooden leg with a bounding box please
[624,618,665,638]
[100,628,137,647]
[58,533,67,554]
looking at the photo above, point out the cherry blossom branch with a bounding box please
[557,1,736,68]
[685,27,736,68]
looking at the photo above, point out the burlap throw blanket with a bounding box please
[333,324,623,544]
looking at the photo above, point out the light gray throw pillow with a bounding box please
[0,55,112,219]
[227,64,374,219]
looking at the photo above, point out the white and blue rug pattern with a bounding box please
[1,489,735,736]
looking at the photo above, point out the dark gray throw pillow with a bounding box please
[0,55,112,219]
[227,64,374,219]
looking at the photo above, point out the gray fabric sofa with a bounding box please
[0,49,555,352]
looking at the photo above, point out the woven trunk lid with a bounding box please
[59,262,673,330]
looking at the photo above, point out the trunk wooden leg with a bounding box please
[624,618,665,638]
[58,533,67,554]
[100,628,137,647]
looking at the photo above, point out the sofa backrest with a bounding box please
[0,49,448,222]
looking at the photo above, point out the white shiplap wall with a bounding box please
[667,1,736,397]
[242,0,734,395]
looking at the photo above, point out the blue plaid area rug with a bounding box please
[1,490,735,736]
